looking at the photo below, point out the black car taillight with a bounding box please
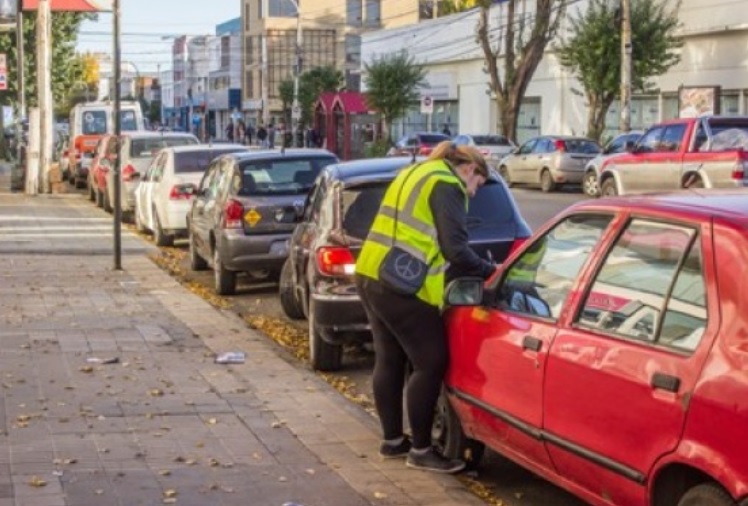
[223,199,244,229]
[316,246,356,276]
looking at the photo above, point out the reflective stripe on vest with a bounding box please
[355,160,466,308]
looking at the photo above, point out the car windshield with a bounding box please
[240,157,336,195]
[419,134,449,145]
[341,184,389,240]
[131,137,198,159]
[82,111,107,135]
[473,135,512,146]
[174,148,245,173]
[563,139,601,154]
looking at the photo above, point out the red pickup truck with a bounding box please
[598,116,748,196]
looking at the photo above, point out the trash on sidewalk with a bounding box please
[215,352,246,364]
[86,357,120,365]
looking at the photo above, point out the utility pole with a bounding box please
[37,0,52,193]
[15,0,25,178]
[113,0,122,270]
[286,0,302,148]
[619,0,632,133]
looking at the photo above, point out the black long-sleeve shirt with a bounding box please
[429,181,495,280]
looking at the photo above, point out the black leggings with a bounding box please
[356,276,448,450]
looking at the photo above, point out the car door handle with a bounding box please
[651,373,681,393]
[522,336,543,352]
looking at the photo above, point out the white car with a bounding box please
[106,132,199,216]
[582,131,642,197]
[452,134,517,167]
[134,144,247,246]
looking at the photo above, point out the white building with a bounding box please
[160,66,175,128]
[362,0,748,144]
[207,18,242,140]
[172,35,211,134]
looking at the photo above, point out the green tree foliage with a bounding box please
[476,0,567,142]
[279,66,343,127]
[558,0,681,141]
[0,11,94,118]
[363,51,425,142]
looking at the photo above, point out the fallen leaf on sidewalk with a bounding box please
[374,491,388,499]
[148,389,164,397]
[163,489,177,498]
[207,418,217,425]
[208,458,219,467]
[79,366,94,374]
[27,476,46,487]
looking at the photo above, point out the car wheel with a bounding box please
[308,299,342,371]
[95,189,104,208]
[432,387,485,470]
[103,190,113,213]
[213,248,236,296]
[279,259,305,320]
[189,231,207,271]
[684,174,704,189]
[677,483,736,506]
[153,210,174,247]
[582,170,600,197]
[600,178,618,197]
[540,169,556,193]
[499,166,513,187]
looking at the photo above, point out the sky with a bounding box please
[76,0,241,74]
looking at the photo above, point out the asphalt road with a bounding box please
[144,185,590,506]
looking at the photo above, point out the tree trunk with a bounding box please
[586,92,616,142]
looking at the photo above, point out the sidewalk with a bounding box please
[0,180,483,505]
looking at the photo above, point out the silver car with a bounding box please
[453,134,517,168]
[582,131,643,197]
[498,135,601,192]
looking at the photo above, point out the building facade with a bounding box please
[207,18,243,140]
[240,0,423,126]
[171,35,211,135]
[362,0,748,144]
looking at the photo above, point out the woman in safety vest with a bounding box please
[355,141,496,474]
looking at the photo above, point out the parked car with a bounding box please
[498,135,601,192]
[436,189,748,506]
[582,131,643,197]
[279,157,532,371]
[104,132,199,218]
[598,116,748,196]
[387,132,450,157]
[87,135,115,210]
[187,149,339,296]
[134,144,248,246]
[453,134,517,168]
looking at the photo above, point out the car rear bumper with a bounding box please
[311,292,370,344]
[163,201,192,233]
[551,166,585,184]
[217,231,290,271]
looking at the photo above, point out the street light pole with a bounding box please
[619,0,632,133]
[113,0,122,270]
[286,0,302,147]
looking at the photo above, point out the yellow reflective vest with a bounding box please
[356,160,467,308]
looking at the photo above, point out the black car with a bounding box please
[187,149,339,295]
[279,157,532,371]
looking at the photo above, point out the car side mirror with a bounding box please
[445,278,485,306]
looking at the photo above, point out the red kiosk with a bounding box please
[314,91,378,160]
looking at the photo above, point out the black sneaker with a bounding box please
[378,437,412,459]
[406,447,466,474]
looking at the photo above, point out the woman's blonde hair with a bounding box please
[427,141,489,178]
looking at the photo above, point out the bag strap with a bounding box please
[390,162,426,247]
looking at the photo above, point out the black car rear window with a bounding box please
[341,184,389,240]
[418,134,449,144]
[131,136,198,159]
[240,157,337,195]
[563,139,601,154]
[473,135,511,146]
[174,148,244,173]
[468,181,515,223]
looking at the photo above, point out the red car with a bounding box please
[437,190,748,506]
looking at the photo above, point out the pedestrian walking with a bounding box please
[355,141,495,474]
[245,123,255,146]
[225,120,234,142]
[268,123,276,149]
[236,120,246,144]
[257,124,268,148]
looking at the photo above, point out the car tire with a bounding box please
[677,483,735,506]
[189,231,207,271]
[600,178,618,197]
[432,387,485,470]
[582,170,600,197]
[684,174,704,189]
[540,169,556,193]
[153,210,174,247]
[308,299,342,371]
[213,248,237,296]
[279,259,305,320]
[499,166,513,188]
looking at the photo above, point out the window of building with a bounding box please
[221,36,231,69]
[269,0,297,17]
[364,0,380,26]
[266,29,335,99]
[246,36,254,65]
[258,0,263,19]
[345,34,361,65]
[245,2,250,29]
[347,0,362,26]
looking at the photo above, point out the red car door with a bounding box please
[543,217,719,505]
[446,213,615,474]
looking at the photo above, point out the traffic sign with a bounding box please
[0,53,7,91]
[420,96,434,115]
[291,105,302,121]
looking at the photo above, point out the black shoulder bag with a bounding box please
[378,164,431,296]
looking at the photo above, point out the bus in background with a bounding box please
[67,101,145,188]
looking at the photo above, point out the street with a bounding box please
[143,185,588,506]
